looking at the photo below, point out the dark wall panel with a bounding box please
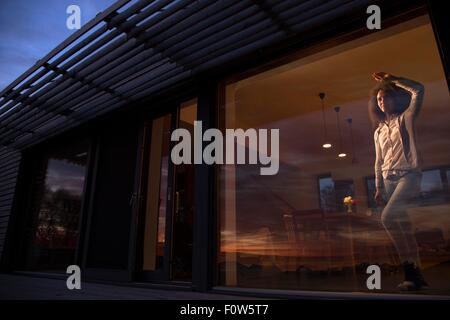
[85,116,138,270]
[0,147,21,263]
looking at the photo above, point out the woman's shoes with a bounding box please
[398,262,430,291]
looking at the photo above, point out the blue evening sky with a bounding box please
[0,0,118,91]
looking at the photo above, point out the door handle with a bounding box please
[129,192,137,207]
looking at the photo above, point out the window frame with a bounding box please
[13,135,94,272]
[214,4,449,294]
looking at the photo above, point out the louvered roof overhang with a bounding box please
[1,0,397,150]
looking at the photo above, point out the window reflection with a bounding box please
[143,114,171,271]
[319,176,335,212]
[27,143,88,270]
[421,170,443,194]
[365,177,377,209]
[219,15,450,294]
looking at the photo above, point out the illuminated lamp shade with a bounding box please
[319,92,332,149]
[334,106,346,158]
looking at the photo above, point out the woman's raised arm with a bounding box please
[373,72,425,117]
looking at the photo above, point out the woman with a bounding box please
[369,72,428,291]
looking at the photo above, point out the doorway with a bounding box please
[137,99,197,282]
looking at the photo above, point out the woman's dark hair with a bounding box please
[368,80,411,129]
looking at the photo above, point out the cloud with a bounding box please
[0,0,116,91]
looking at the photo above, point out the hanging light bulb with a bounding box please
[346,118,356,163]
[334,106,346,158]
[319,92,332,149]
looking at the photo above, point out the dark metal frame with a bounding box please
[4,132,93,272]
[211,0,447,293]
[134,102,179,283]
[427,1,450,90]
[133,92,214,287]
[191,83,217,291]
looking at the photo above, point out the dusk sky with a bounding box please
[0,0,117,91]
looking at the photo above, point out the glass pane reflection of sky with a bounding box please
[421,169,443,193]
[45,158,86,195]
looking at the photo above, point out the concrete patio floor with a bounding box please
[2,273,449,300]
[0,273,256,300]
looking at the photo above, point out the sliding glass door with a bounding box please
[138,99,197,282]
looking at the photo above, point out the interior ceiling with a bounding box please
[231,15,450,173]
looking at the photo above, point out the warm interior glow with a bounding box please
[322,143,332,148]
[220,15,450,292]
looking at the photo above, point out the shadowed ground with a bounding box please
[0,274,257,300]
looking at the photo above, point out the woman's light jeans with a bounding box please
[381,171,422,265]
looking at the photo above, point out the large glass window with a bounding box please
[219,15,450,295]
[25,141,89,271]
